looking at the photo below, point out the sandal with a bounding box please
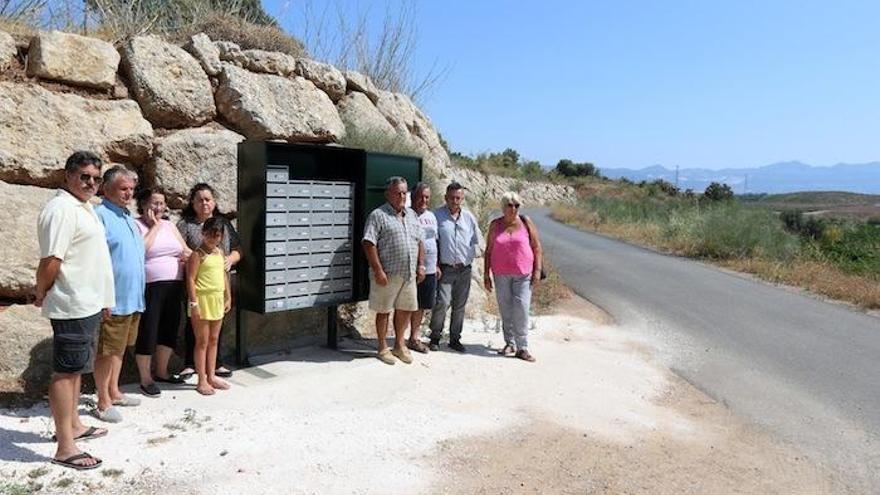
[51,452,102,470]
[51,426,108,442]
[498,344,516,357]
[406,339,429,354]
[515,349,536,362]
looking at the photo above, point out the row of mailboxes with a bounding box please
[237,142,422,316]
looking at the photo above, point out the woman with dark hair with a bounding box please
[176,183,242,378]
[134,188,191,396]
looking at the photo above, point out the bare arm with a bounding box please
[362,240,388,286]
[141,214,162,251]
[186,251,201,317]
[34,256,62,307]
[483,220,496,292]
[170,222,193,259]
[224,249,242,272]
[523,216,543,285]
[416,240,426,283]
[223,269,232,313]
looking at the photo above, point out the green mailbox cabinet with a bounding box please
[236,142,421,315]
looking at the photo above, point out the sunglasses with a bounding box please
[79,173,103,184]
[506,203,521,209]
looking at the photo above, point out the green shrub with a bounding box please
[704,182,734,201]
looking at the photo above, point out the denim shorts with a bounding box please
[50,312,101,374]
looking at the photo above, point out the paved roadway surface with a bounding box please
[529,207,880,492]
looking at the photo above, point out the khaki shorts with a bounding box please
[98,313,141,356]
[369,274,418,313]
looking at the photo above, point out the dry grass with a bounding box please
[532,260,572,315]
[552,204,880,310]
[173,13,305,56]
[720,258,880,310]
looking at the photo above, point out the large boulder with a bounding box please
[336,91,396,136]
[0,304,53,394]
[215,64,345,143]
[296,58,346,102]
[344,70,379,103]
[148,126,245,210]
[0,30,16,72]
[26,30,119,89]
[184,33,222,77]
[0,181,55,299]
[121,35,216,128]
[0,82,154,187]
[232,49,296,76]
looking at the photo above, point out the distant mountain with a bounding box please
[598,161,880,194]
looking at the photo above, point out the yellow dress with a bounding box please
[193,248,225,321]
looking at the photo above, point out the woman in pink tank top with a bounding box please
[133,188,192,396]
[483,191,543,362]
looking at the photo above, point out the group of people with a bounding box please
[35,152,543,471]
[362,177,543,365]
[36,151,241,470]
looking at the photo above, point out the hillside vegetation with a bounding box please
[553,178,880,309]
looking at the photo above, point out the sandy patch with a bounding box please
[0,301,853,494]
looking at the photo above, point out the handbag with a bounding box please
[519,215,547,280]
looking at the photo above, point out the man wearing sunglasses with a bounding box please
[428,181,482,352]
[36,151,115,470]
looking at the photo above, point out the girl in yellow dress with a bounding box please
[186,217,231,395]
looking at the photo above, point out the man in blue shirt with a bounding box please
[93,166,145,422]
[428,182,482,352]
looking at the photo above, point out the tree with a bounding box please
[703,182,734,201]
[555,158,598,177]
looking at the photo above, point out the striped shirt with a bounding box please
[363,202,424,279]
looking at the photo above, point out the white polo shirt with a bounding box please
[37,189,115,320]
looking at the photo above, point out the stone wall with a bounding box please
[0,28,573,395]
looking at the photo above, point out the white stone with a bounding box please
[26,30,119,89]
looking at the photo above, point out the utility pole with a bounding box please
[744,174,748,195]
[674,165,679,189]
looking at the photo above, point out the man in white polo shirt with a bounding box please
[35,151,115,470]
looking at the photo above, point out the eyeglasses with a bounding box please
[79,173,103,184]
[506,203,520,209]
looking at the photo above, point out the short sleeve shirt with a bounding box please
[363,203,424,279]
[434,206,482,266]
[37,189,115,319]
[415,209,438,274]
[95,200,146,315]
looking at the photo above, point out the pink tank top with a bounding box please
[137,219,185,283]
[489,219,535,276]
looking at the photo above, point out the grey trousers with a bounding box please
[429,265,472,343]
[494,274,532,350]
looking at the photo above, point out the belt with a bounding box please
[440,263,470,269]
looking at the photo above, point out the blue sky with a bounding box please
[266,1,880,170]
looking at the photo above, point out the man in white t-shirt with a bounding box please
[404,182,440,353]
[35,151,115,470]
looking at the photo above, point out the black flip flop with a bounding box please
[50,452,102,470]
[215,368,233,378]
[153,374,185,384]
[51,426,108,442]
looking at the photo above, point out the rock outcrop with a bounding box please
[184,33,222,77]
[0,304,53,392]
[344,70,380,103]
[148,126,245,209]
[336,91,396,136]
[0,181,55,299]
[121,35,216,128]
[296,58,346,102]
[0,30,17,72]
[215,64,344,142]
[0,82,154,186]
[26,30,119,89]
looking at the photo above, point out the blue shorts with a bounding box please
[417,273,437,310]
[50,312,101,374]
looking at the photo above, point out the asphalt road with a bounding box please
[529,207,880,492]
